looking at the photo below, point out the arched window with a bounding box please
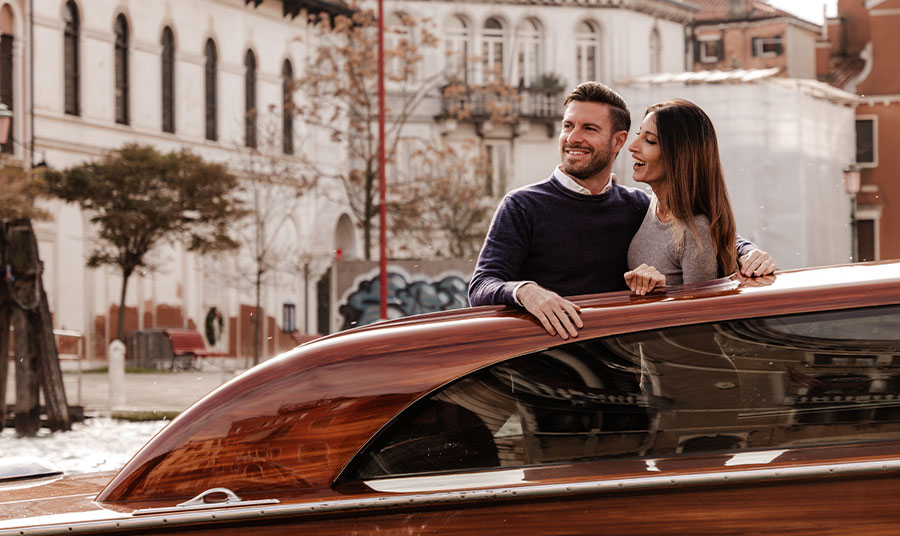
[482,17,505,82]
[204,38,217,141]
[114,14,129,125]
[445,15,469,82]
[649,28,662,74]
[282,59,293,155]
[386,12,413,83]
[161,26,175,133]
[575,21,600,83]
[64,1,79,116]
[515,18,542,87]
[244,49,256,149]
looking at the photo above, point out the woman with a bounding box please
[624,99,737,295]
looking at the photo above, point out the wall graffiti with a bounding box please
[339,271,470,330]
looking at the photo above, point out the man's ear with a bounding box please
[611,130,628,154]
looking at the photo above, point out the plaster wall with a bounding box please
[617,81,855,270]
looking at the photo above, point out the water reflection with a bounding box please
[0,418,168,474]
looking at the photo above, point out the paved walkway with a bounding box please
[5,360,250,418]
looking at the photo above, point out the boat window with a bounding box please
[347,305,900,479]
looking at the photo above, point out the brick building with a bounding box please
[818,0,900,262]
[689,0,820,78]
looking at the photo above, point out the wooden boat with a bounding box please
[2,261,899,535]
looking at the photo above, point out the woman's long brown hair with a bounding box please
[646,99,737,275]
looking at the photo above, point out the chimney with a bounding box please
[727,0,750,20]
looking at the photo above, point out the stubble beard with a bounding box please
[561,140,615,181]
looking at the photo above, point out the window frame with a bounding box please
[575,20,600,83]
[0,32,13,154]
[282,59,294,155]
[114,14,129,125]
[752,35,783,58]
[204,38,217,141]
[244,49,257,149]
[855,115,878,168]
[161,26,175,134]
[697,36,723,64]
[481,17,506,83]
[63,0,80,116]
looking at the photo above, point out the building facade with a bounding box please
[689,0,820,78]
[2,0,702,362]
[2,0,356,363]
[818,0,900,262]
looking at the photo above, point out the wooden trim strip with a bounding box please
[7,458,900,535]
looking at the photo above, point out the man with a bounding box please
[468,82,775,339]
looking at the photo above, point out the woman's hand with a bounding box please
[624,264,666,296]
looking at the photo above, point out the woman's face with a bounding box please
[627,112,665,186]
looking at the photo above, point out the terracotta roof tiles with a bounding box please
[689,0,804,23]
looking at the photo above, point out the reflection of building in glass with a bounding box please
[349,304,900,479]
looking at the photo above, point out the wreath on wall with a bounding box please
[205,307,224,346]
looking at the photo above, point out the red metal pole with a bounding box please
[377,0,388,321]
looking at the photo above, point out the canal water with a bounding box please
[0,418,168,474]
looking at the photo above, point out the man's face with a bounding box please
[558,101,624,183]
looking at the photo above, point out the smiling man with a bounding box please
[468,81,775,339]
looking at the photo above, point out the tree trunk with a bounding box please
[116,270,132,342]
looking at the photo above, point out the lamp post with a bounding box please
[377,0,388,320]
[843,164,861,262]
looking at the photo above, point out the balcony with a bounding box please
[439,84,565,132]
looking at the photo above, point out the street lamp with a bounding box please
[0,102,12,145]
[843,164,861,262]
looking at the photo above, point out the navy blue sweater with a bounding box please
[469,177,650,306]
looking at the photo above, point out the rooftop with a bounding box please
[690,0,818,26]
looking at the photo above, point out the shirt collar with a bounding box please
[553,166,614,196]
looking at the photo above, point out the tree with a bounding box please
[389,141,494,260]
[293,7,442,260]
[44,144,246,342]
[294,4,521,260]
[230,117,315,365]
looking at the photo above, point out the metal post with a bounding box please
[377,0,388,321]
[850,193,858,263]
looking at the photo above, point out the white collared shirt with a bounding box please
[553,166,615,196]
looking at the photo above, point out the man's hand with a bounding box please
[739,250,777,277]
[624,264,666,296]
[516,283,582,339]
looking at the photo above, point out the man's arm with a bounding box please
[468,196,532,307]
[468,196,582,339]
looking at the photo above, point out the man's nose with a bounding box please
[565,128,583,144]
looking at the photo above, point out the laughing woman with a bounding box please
[623,99,766,295]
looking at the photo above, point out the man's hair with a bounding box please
[564,81,631,134]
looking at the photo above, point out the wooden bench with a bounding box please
[163,329,227,370]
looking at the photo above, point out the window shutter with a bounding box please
[716,40,724,61]
[751,37,759,57]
